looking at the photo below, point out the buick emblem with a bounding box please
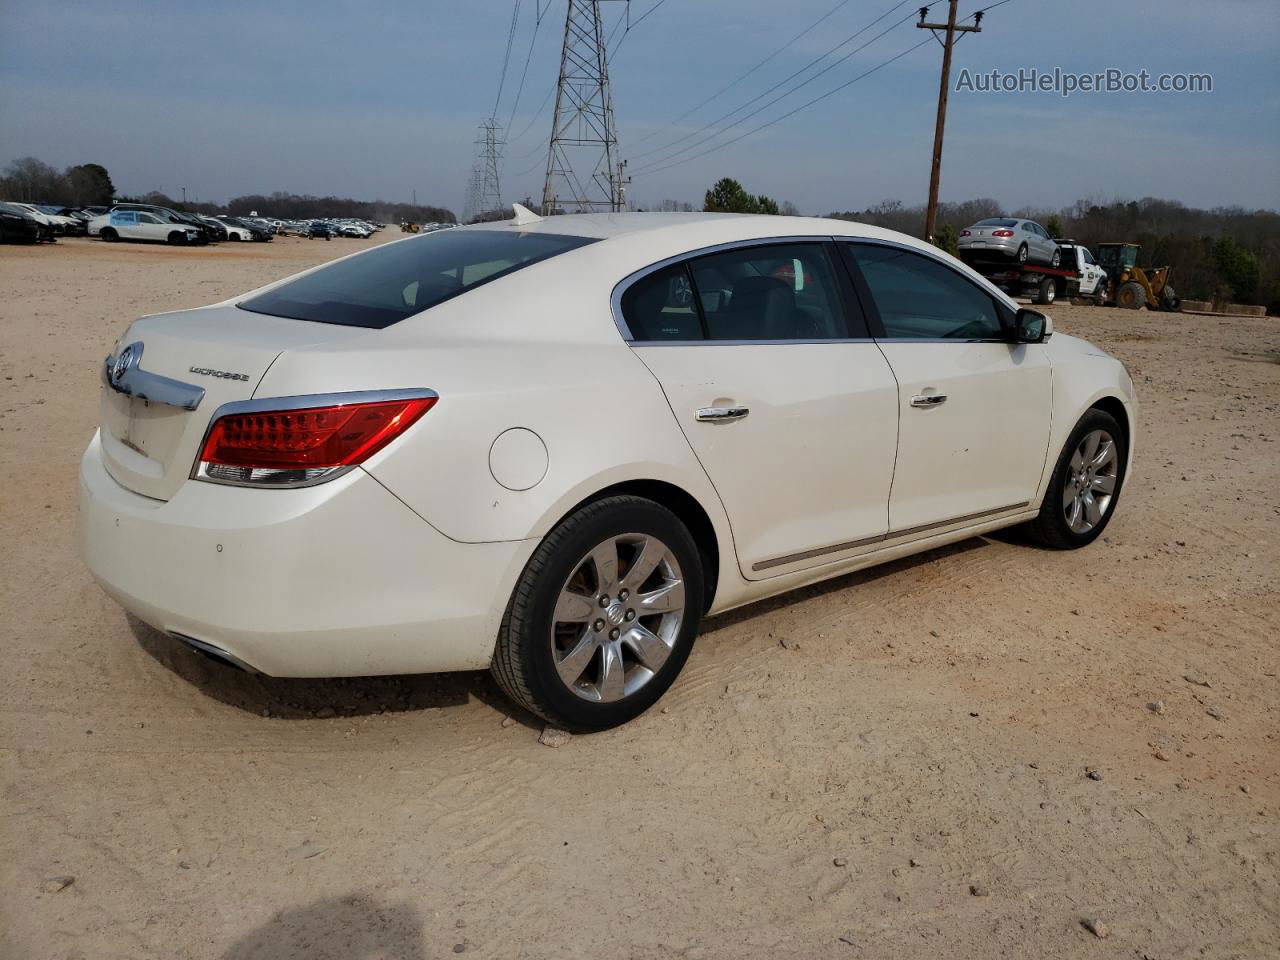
[112,343,140,384]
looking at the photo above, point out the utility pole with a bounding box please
[542,0,628,215]
[917,2,981,242]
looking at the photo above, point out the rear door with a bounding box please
[621,240,900,579]
[842,241,1052,534]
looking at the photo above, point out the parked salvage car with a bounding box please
[7,202,77,235]
[214,216,255,241]
[81,210,1136,731]
[308,221,335,240]
[91,209,203,244]
[0,201,48,243]
[196,215,228,242]
[959,218,1060,267]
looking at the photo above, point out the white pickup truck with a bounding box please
[967,239,1108,305]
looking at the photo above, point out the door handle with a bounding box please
[910,394,947,408]
[695,405,749,422]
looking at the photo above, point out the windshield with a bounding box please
[974,218,1018,228]
[238,229,598,329]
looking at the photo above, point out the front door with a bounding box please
[843,242,1053,534]
[619,240,900,579]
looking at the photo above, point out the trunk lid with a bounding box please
[100,305,365,500]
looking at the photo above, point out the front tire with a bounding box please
[1023,409,1126,549]
[1116,281,1146,310]
[492,495,704,732]
[100,227,117,242]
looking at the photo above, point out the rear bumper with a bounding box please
[959,237,1020,259]
[79,431,536,677]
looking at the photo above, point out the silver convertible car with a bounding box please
[81,210,1135,731]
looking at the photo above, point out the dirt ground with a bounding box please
[1,234,1277,960]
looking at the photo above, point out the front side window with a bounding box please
[849,244,1005,340]
[239,229,597,328]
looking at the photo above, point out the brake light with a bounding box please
[992,229,1014,237]
[195,394,436,487]
[959,229,970,237]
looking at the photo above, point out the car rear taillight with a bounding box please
[194,392,436,487]
[992,230,1014,237]
[959,229,971,237]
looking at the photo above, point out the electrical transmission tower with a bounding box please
[464,118,505,223]
[542,0,627,215]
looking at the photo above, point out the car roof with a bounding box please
[462,210,933,248]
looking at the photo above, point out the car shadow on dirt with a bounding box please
[220,893,428,959]
[129,535,1004,728]
[127,615,538,727]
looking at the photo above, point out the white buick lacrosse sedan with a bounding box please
[81,209,1136,730]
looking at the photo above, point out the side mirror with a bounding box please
[1014,308,1050,343]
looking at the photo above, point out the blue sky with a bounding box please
[2,0,1277,215]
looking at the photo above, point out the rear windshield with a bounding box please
[238,229,597,328]
[974,218,1018,227]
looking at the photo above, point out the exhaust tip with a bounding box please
[169,632,260,674]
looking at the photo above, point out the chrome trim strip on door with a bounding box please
[750,501,1031,572]
[103,342,206,411]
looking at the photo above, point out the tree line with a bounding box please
[831,196,1279,312]
[1,156,455,226]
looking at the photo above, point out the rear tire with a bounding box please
[1016,243,1029,264]
[1116,281,1146,310]
[1023,409,1126,549]
[1050,248,1061,268]
[491,495,704,732]
[1035,277,1057,305]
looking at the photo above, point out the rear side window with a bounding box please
[620,264,702,340]
[239,230,597,328]
[622,242,851,342]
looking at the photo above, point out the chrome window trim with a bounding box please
[609,235,844,344]
[190,387,438,490]
[103,342,206,411]
[610,233,1021,346]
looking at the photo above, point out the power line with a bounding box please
[508,81,558,154]
[609,0,670,56]
[628,0,855,147]
[629,0,917,164]
[632,2,925,172]
[492,0,524,118]
[635,35,934,177]
[504,0,549,133]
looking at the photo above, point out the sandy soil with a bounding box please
[1,234,1277,960]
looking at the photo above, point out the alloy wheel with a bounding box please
[550,533,685,703]
[1063,429,1118,534]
